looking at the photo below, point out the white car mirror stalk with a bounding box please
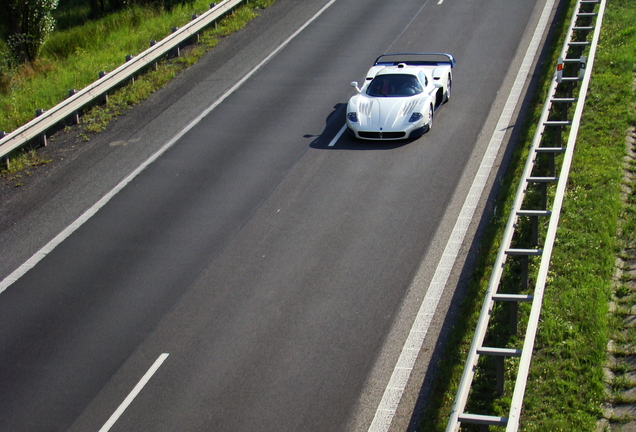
[351,81,361,93]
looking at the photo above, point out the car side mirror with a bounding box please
[351,81,361,93]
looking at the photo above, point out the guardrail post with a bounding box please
[510,303,519,337]
[477,347,522,395]
[517,209,551,246]
[126,55,135,84]
[578,55,588,79]
[543,120,571,148]
[35,109,47,146]
[536,146,566,178]
[68,89,79,125]
[191,14,200,43]
[149,40,158,70]
[562,57,588,95]
[172,27,180,57]
[527,176,559,210]
[1,131,8,170]
[98,71,108,104]
[210,3,218,27]
[546,98,575,167]
[493,294,534,336]
[506,249,543,291]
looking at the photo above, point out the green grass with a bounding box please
[0,149,52,181]
[519,1,635,429]
[76,2,273,137]
[420,0,636,431]
[2,0,633,429]
[0,0,275,134]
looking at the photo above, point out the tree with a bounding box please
[86,0,195,15]
[2,0,59,65]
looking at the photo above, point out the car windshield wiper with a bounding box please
[370,85,387,97]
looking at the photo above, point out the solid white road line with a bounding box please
[329,125,347,147]
[367,0,557,430]
[0,0,339,295]
[98,353,169,432]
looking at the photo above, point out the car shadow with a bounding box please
[306,103,419,150]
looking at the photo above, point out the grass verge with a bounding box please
[81,1,275,136]
[0,149,52,184]
[420,0,636,431]
[0,0,276,134]
[0,0,275,177]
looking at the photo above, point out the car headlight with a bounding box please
[347,112,358,123]
[408,112,423,123]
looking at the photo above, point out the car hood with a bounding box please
[349,95,423,130]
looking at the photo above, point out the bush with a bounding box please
[1,0,59,65]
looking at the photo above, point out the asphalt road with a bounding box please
[0,0,555,430]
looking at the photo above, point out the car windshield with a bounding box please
[366,74,423,97]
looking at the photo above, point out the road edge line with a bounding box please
[367,0,557,430]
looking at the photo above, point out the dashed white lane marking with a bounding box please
[329,124,347,146]
[366,0,557,430]
[98,353,169,432]
[0,0,339,295]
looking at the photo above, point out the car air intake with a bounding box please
[358,131,406,139]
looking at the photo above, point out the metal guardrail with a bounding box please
[446,0,607,430]
[0,0,247,166]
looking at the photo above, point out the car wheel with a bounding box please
[445,74,452,103]
[425,104,434,132]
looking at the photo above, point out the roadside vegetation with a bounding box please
[0,0,275,147]
[421,0,636,431]
[2,0,634,430]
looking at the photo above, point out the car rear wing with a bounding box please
[373,52,456,68]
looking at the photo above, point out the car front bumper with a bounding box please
[346,122,426,140]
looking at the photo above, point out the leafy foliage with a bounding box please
[1,0,59,64]
[86,0,196,15]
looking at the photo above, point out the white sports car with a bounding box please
[346,53,455,140]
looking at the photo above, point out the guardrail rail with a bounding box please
[0,0,249,168]
[446,0,607,430]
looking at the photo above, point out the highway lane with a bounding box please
[0,0,551,430]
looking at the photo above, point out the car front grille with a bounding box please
[358,131,406,139]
